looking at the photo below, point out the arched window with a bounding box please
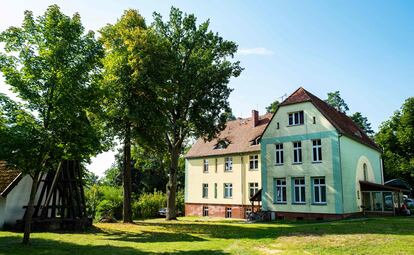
[363,163,368,181]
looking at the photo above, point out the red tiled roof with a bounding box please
[185,113,273,158]
[280,87,380,151]
[0,161,22,197]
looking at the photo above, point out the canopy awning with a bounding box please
[359,181,409,192]
[250,188,262,202]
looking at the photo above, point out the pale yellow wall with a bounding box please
[263,102,336,139]
[186,152,261,205]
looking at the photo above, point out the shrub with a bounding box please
[85,185,123,220]
[133,190,166,219]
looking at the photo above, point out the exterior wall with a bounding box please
[185,203,259,219]
[185,152,261,218]
[262,102,343,215]
[339,136,383,213]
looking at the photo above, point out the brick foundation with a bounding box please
[270,211,363,221]
[185,203,260,219]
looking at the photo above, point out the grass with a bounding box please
[0,216,413,254]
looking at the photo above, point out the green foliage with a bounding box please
[266,100,280,113]
[325,91,349,113]
[175,189,185,214]
[376,97,414,187]
[85,184,123,220]
[223,108,237,121]
[350,112,374,135]
[101,165,122,187]
[132,191,166,219]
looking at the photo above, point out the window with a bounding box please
[202,183,208,198]
[288,111,304,126]
[245,208,252,218]
[313,177,326,204]
[249,182,259,198]
[225,157,233,171]
[214,139,229,149]
[275,143,284,164]
[363,163,368,181]
[224,183,233,198]
[249,155,259,170]
[293,178,306,203]
[313,116,316,124]
[312,139,322,162]
[277,122,280,129]
[203,206,209,216]
[225,207,232,218]
[215,158,218,173]
[203,159,209,172]
[251,136,261,145]
[275,178,287,203]
[293,142,302,163]
[214,183,217,199]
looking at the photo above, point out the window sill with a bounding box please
[292,162,302,165]
[287,124,304,127]
[224,170,233,173]
[312,203,327,206]
[224,197,233,199]
[274,163,284,166]
[203,171,209,173]
[292,202,306,205]
[249,169,259,171]
[274,202,287,204]
[311,161,323,164]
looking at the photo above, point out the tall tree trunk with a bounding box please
[22,170,41,245]
[123,121,133,223]
[166,147,179,220]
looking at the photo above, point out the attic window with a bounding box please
[214,139,229,150]
[354,131,362,138]
[251,136,261,146]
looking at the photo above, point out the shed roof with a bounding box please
[0,161,22,197]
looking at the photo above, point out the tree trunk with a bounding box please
[166,147,179,220]
[22,170,41,245]
[123,121,133,223]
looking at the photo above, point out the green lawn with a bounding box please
[0,217,413,254]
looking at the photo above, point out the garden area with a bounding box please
[0,217,413,255]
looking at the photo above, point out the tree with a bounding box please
[99,9,162,223]
[223,108,237,121]
[325,91,349,113]
[376,97,414,188]
[266,100,280,113]
[0,5,105,244]
[150,7,242,220]
[350,112,374,135]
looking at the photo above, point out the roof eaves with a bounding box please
[1,172,23,197]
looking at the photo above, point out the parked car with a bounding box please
[157,208,183,217]
[406,198,414,213]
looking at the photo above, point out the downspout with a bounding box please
[338,133,345,215]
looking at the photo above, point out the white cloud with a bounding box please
[237,47,274,56]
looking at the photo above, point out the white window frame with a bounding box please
[313,177,327,204]
[288,111,304,126]
[224,157,233,172]
[293,178,306,203]
[275,178,287,203]
[225,207,232,218]
[224,183,233,198]
[293,141,302,164]
[312,139,322,162]
[275,143,284,165]
[203,206,209,216]
[202,183,208,198]
[249,155,259,170]
[249,182,259,198]
[203,159,209,172]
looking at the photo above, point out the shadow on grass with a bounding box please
[132,216,414,240]
[0,236,229,255]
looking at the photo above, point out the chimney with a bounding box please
[252,110,259,127]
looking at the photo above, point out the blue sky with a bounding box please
[1,1,413,176]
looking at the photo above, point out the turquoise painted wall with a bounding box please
[261,102,343,214]
[339,136,383,213]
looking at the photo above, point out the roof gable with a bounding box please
[279,87,380,151]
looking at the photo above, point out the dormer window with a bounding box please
[250,136,261,146]
[214,139,229,149]
[288,111,304,126]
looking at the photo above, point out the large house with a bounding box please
[185,111,272,218]
[260,87,390,220]
[185,87,405,220]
